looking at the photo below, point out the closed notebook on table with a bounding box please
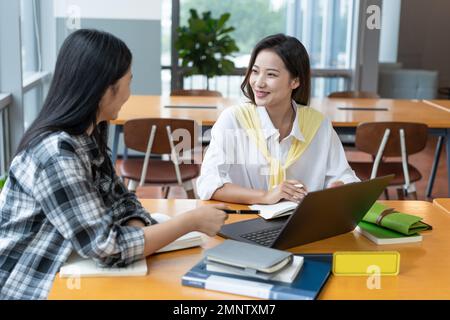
[204,240,293,274]
[206,255,304,283]
[60,214,205,278]
[356,221,422,245]
[356,202,432,245]
[59,253,148,278]
[182,254,332,300]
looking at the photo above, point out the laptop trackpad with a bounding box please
[218,216,289,242]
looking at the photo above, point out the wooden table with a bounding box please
[311,98,450,197]
[422,100,450,196]
[433,198,450,213]
[424,99,450,111]
[112,95,238,127]
[111,96,450,196]
[49,199,450,300]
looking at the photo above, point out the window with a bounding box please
[288,0,355,96]
[164,0,356,97]
[180,0,288,68]
[161,0,172,96]
[20,0,42,79]
[0,0,53,173]
[20,0,48,129]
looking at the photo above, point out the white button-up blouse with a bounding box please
[196,102,360,200]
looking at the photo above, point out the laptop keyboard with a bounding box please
[240,226,283,246]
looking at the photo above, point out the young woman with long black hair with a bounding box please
[0,29,227,300]
[197,34,359,204]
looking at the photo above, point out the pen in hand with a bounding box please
[224,209,260,214]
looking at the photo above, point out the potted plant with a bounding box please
[175,9,239,90]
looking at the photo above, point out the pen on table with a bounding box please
[224,209,260,214]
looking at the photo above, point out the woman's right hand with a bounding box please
[260,180,308,204]
[188,204,228,236]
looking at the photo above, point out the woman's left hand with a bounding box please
[328,180,344,188]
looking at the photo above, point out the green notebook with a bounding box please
[356,202,432,245]
[356,221,422,245]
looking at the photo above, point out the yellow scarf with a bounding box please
[234,103,324,189]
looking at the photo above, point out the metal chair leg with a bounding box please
[396,188,405,200]
[426,136,444,198]
[162,186,170,199]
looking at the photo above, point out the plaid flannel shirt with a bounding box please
[0,131,155,300]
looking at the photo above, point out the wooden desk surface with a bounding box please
[112,96,450,128]
[424,100,450,111]
[112,95,238,126]
[433,198,450,214]
[49,200,450,300]
[310,98,450,128]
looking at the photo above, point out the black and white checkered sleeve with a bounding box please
[33,154,146,267]
[109,166,157,227]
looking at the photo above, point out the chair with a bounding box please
[170,89,223,97]
[328,91,380,147]
[378,69,438,99]
[120,118,200,199]
[349,122,428,200]
[328,91,380,99]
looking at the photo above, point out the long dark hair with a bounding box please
[16,29,132,157]
[241,34,311,106]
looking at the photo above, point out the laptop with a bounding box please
[218,175,394,249]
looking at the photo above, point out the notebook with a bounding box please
[361,202,432,235]
[206,255,304,283]
[355,221,422,245]
[152,213,206,253]
[205,240,292,273]
[59,253,148,278]
[182,254,332,300]
[250,201,297,220]
[59,213,206,278]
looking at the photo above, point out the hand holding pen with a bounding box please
[260,180,308,204]
[224,209,260,214]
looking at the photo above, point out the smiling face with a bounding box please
[249,49,299,109]
[97,68,133,123]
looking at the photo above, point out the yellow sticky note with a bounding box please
[332,251,400,276]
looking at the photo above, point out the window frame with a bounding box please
[0,0,54,175]
[167,0,357,95]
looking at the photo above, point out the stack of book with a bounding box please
[182,240,332,300]
[356,202,432,245]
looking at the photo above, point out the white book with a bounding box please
[206,255,304,283]
[355,225,423,245]
[250,201,298,220]
[59,213,206,278]
[59,254,148,278]
[152,213,207,253]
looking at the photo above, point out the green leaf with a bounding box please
[174,8,240,87]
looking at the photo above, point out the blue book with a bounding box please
[182,254,332,300]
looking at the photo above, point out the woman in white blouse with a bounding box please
[197,34,359,205]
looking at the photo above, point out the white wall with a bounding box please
[397,0,450,87]
[54,0,161,20]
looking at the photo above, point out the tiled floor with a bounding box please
[116,136,448,201]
